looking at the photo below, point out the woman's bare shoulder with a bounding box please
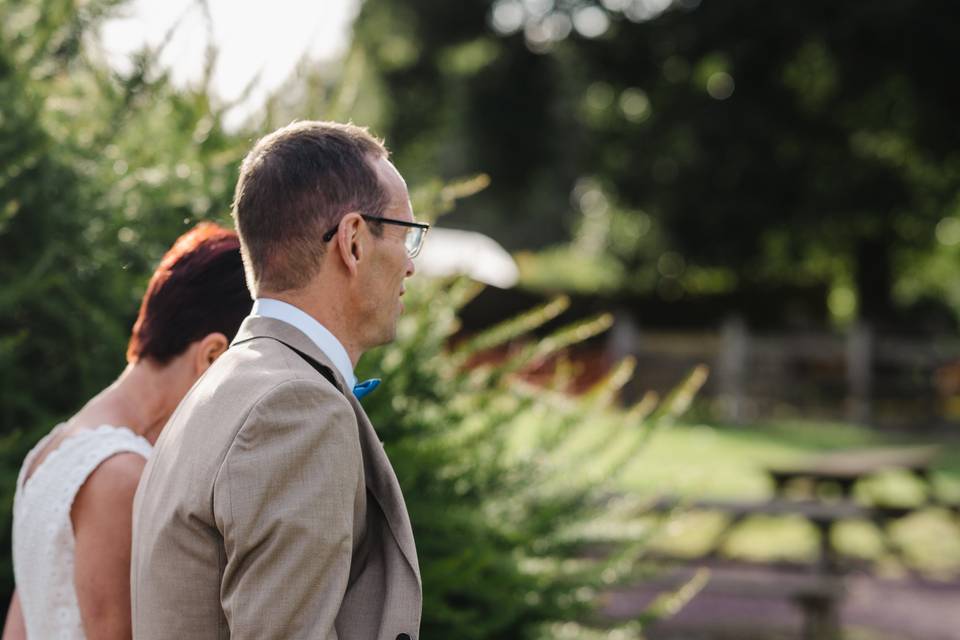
[71,451,147,530]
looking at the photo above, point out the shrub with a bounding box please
[358,276,707,639]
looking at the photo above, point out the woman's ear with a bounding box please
[194,332,229,376]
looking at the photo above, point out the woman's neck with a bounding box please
[70,360,183,444]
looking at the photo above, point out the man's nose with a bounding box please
[406,255,416,277]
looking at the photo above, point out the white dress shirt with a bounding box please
[250,298,357,389]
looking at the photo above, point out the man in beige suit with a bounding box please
[131,121,428,639]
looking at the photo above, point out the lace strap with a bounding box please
[16,422,67,493]
[45,426,152,504]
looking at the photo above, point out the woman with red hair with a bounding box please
[3,222,251,639]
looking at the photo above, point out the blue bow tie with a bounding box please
[352,378,381,400]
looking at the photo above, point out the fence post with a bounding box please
[718,316,748,423]
[608,309,640,362]
[607,309,641,399]
[846,322,873,424]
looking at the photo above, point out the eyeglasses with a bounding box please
[322,214,430,258]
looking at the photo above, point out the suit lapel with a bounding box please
[231,316,421,583]
[346,392,421,582]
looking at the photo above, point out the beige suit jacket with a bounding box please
[131,316,422,640]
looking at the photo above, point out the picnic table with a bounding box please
[765,444,941,500]
[640,444,943,640]
[752,444,941,570]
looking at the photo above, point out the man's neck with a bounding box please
[254,292,361,380]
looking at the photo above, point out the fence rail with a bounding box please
[606,314,960,427]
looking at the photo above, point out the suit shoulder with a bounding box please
[214,379,361,489]
[231,375,358,451]
[197,338,344,405]
[247,376,352,417]
[229,339,342,386]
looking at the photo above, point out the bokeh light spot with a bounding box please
[491,0,525,34]
[118,227,138,244]
[573,6,610,38]
[543,12,573,41]
[936,218,960,246]
[585,82,615,113]
[579,188,610,216]
[619,88,651,122]
[828,285,857,322]
[625,0,672,22]
[657,251,685,277]
[523,0,554,18]
[707,71,735,99]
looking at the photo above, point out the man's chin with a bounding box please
[371,325,399,349]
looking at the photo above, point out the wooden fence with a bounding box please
[606,313,960,428]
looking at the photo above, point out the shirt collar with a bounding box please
[250,298,357,389]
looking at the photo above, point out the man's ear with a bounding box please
[193,332,229,376]
[335,212,365,277]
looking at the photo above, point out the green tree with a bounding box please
[350,0,960,327]
[0,0,248,594]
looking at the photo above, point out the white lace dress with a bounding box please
[12,424,152,639]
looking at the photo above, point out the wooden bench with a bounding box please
[610,563,845,640]
[644,495,914,570]
[598,445,946,639]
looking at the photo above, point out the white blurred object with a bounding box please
[415,228,519,288]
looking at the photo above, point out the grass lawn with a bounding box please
[608,419,960,578]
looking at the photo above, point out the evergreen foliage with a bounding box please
[358,277,707,638]
[0,0,248,594]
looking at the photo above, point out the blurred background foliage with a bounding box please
[3,0,960,637]
[344,0,960,332]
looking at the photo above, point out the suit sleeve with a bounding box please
[213,379,363,640]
